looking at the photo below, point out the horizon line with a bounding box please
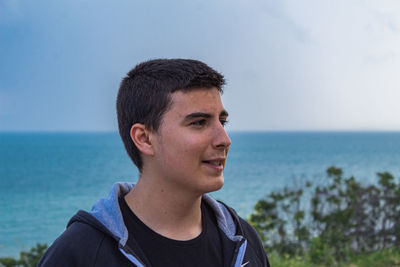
[2,129,400,134]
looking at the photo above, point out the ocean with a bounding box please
[1,131,400,257]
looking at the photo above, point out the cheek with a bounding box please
[180,135,209,154]
[164,135,207,165]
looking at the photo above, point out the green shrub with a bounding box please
[0,243,47,267]
[250,166,400,264]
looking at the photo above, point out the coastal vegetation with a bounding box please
[249,166,400,266]
[0,243,47,267]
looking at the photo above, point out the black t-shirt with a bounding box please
[119,197,224,267]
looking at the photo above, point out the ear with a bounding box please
[130,123,154,156]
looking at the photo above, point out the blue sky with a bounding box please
[1,0,400,131]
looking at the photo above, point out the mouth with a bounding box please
[202,158,225,171]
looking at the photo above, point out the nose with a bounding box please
[212,122,231,150]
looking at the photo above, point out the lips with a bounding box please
[203,160,222,166]
[202,158,225,171]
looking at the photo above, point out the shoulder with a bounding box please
[217,201,270,267]
[38,221,107,267]
[237,217,264,251]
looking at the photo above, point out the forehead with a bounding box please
[167,88,225,115]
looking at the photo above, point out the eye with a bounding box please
[220,119,229,127]
[190,119,207,127]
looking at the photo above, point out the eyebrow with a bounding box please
[184,110,229,121]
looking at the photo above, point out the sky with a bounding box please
[1,0,400,132]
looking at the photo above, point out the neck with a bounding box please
[124,172,203,241]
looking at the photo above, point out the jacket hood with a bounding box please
[65,182,255,267]
[68,182,244,248]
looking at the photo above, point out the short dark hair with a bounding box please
[116,59,225,171]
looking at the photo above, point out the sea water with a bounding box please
[1,132,400,257]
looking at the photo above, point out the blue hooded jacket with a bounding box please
[38,183,270,267]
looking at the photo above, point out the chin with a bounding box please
[203,176,224,194]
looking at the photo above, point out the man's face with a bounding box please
[150,88,231,195]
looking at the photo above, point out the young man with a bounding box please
[39,59,270,266]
